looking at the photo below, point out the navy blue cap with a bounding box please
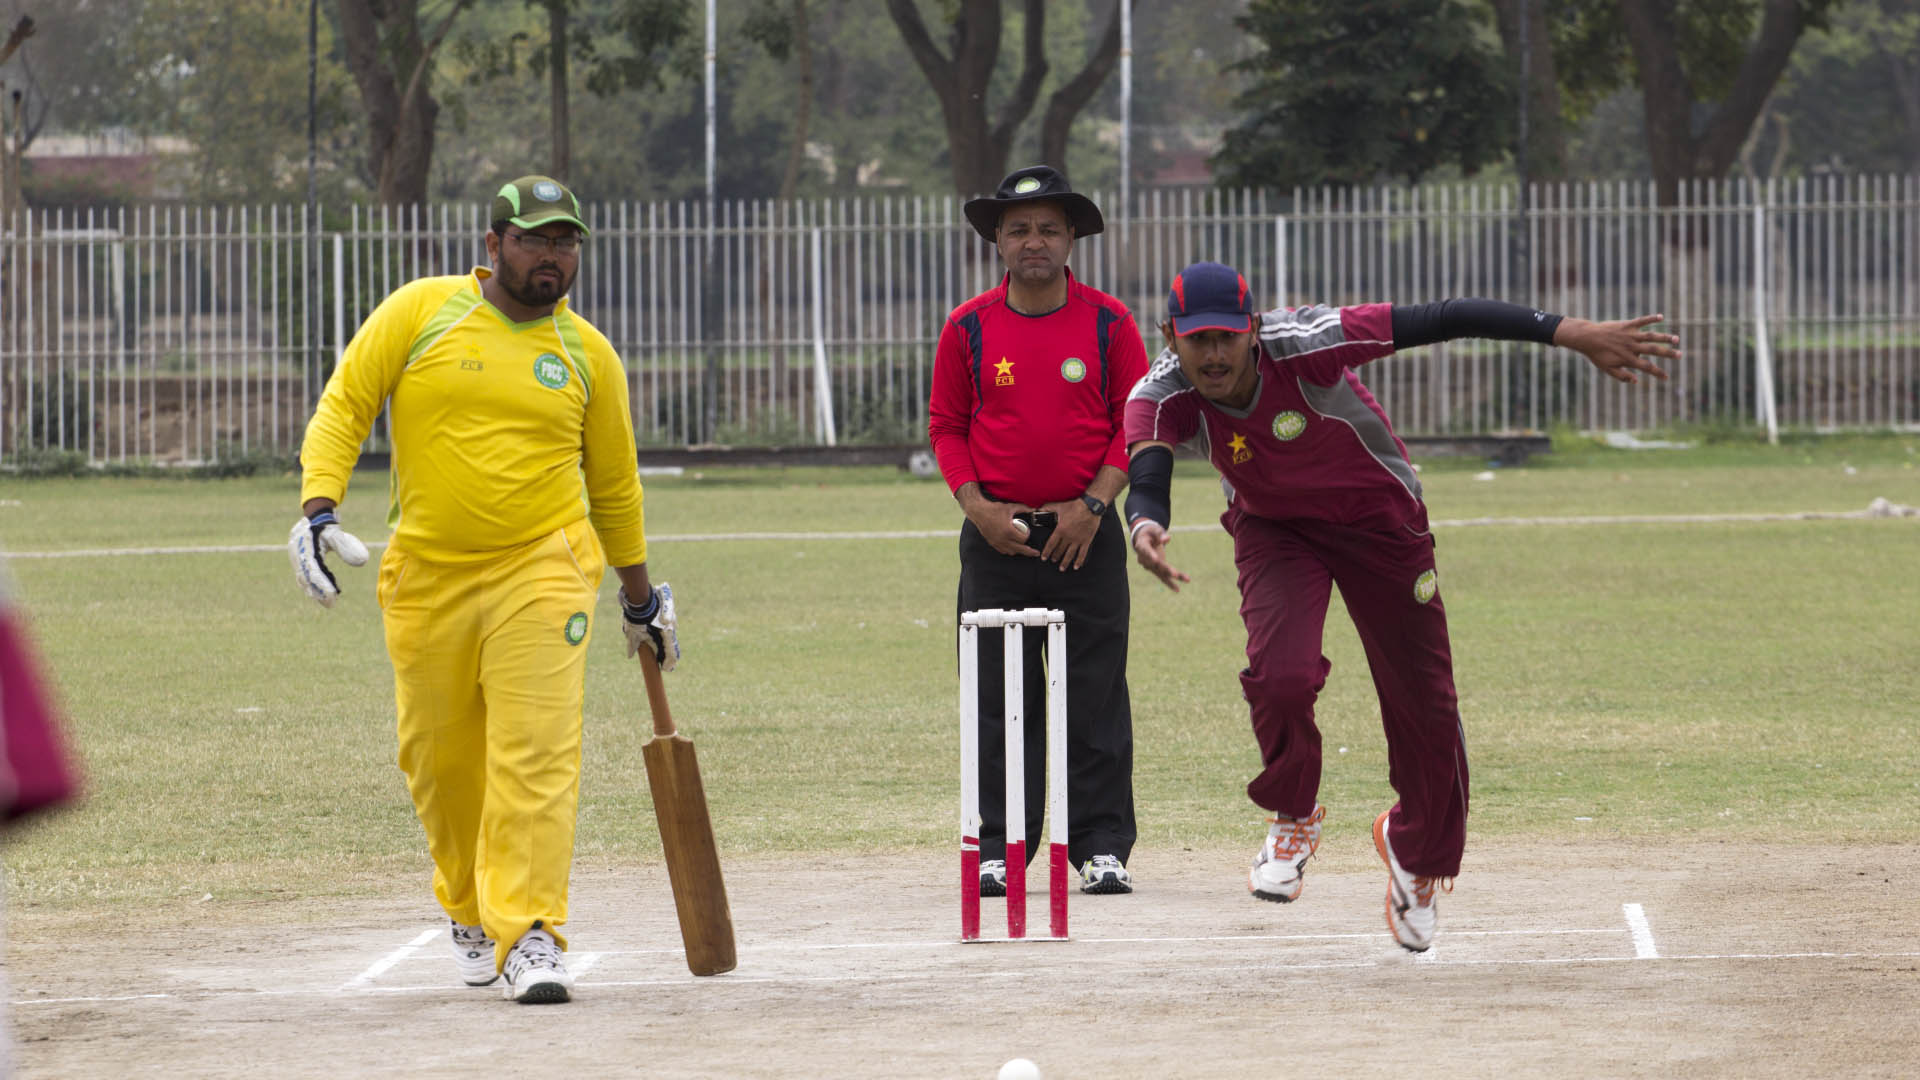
[1167,261,1255,336]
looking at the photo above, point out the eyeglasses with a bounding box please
[507,231,585,255]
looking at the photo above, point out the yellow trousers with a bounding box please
[377,518,605,970]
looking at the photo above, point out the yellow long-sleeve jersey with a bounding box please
[299,269,647,566]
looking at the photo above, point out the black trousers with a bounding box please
[957,511,1135,867]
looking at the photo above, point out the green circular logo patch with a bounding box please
[564,612,588,645]
[1413,569,1439,605]
[1060,358,1086,383]
[534,354,569,390]
[1272,411,1307,441]
[1014,177,1042,194]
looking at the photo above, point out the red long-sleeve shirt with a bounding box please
[928,271,1148,507]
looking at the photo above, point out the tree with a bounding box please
[1554,0,1840,207]
[1488,0,1567,181]
[1214,0,1515,189]
[336,0,478,206]
[884,0,1127,196]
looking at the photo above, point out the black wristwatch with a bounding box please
[1080,494,1108,517]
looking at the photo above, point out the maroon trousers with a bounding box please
[1226,503,1468,878]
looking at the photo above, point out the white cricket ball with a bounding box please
[1011,518,1030,539]
[997,1059,1042,1080]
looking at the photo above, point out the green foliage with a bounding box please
[1215,0,1515,188]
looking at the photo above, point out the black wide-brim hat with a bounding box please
[962,165,1105,242]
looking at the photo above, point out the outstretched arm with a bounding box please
[1388,300,1678,384]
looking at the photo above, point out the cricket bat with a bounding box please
[638,648,737,976]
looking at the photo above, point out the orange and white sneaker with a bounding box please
[1372,809,1452,952]
[1249,805,1325,903]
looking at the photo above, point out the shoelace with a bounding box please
[452,923,492,946]
[511,932,563,971]
[1267,806,1325,860]
[1087,855,1122,871]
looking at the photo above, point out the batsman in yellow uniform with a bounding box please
[289,176,679,1005]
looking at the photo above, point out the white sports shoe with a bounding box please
[501,923,574,1004]
[1078,854,1132,894]
[450,920,499,986]
[979,858,1008,897]
[1373,810,1453,952]
[1249,805,1325,903]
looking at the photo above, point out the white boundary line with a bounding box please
[1623,903,1660,959]
[339,928,440,990]
[8,503,1915,560]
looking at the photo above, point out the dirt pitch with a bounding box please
[7,841,1917,1079]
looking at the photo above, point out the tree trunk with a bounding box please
[886,0,1049,197]
[335,0,469,206]
[550,0,571,180]
[1038,0,1126,177]
[1489,0,1564,181]
[777,0,813,200]
[1617,0,1814,208]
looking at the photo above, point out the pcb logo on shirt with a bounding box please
[1228,433,1252,465]
[1060,358,1086,383]
[994,357,1015,387]
[1413,569,1439,604]
[564,612,589,645]
[534,353,570,390]
[1272,411,1307,441]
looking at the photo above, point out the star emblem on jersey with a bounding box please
[1228,432,1252,464]
[1272,411,1307,441]
[994,357,1015,387]
[564,612,588,645]
[1413,569,1439,604]
[1060,358,1086,383]
[534,353,569,390]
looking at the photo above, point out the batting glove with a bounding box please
[619,582,680,671]
[289,510,370,608]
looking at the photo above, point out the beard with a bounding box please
[498,258,575,309]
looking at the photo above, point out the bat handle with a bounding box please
[638,648,677,739]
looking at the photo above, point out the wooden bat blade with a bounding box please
[643,731,737,976]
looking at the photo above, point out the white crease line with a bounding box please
[340,928,440,990]
[1623,903,1659,959]
[17,950,1920,1007]
[569,952,604,977]
[581,927,1626,957]
[9,506,1912,559]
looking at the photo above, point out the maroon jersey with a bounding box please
[929,271,1149,508]
[1123,302,1423,530]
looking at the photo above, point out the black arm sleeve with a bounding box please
[1391,299,1563,349]
[1123,445,1174,533]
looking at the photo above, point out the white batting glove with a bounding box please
[619,582,680,671]
[289,510,370,608]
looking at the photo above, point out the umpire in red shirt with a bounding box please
[928,165,1150,896]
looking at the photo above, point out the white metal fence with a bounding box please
[3,175,1917,465]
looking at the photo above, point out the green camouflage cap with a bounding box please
[491,175,590,237]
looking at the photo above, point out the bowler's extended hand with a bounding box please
[621,582,681,671]
[1130,521,1190,593]
[1555,314,1680,384]
[289,509,370,608]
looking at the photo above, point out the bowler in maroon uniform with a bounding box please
[929,166,1150,896]
[1123,261,1678,949]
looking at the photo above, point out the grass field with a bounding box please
[2,431,1918,919]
